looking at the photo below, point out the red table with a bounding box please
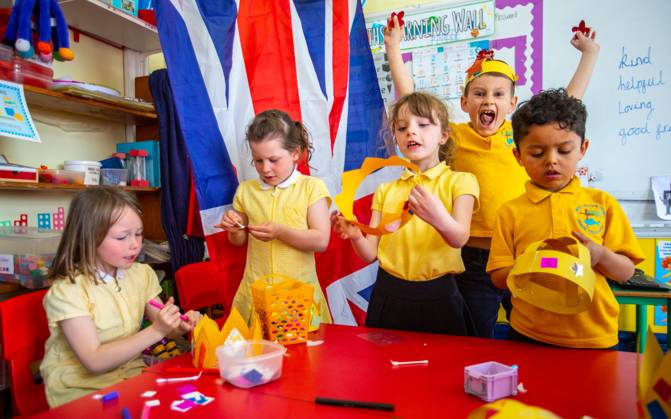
[30,324,637,418]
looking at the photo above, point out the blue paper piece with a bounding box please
[242,368,263,385]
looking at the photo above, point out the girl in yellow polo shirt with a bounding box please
[333,92,479,335]
[218,109,332,325]
[41,187,201,407]
[383,13,600,338]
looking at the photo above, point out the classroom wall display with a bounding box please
[654,239,671,327]
[365,0,671,202]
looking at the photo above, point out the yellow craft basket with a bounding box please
[251,273,314,345]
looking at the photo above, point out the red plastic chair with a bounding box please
[175,261,226,317]
[0,289,50,417]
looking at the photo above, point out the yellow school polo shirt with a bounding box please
[41,263,162,407]
[374,162,479,280]
[450,120,528,238]
[232,173,332,324]
[487,178,644,348]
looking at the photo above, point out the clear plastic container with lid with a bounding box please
[127,149,149,187]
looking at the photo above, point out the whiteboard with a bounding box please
[366,0,671,201]
[542,0,671,200]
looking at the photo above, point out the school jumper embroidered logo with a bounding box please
[575,204,606,235]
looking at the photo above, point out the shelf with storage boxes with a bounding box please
[0,227,62,289]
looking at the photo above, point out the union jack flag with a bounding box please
[154,0,389,325]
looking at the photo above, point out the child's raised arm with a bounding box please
[247,197,331,252]
[407,185,474,248]
[566,29,600,99]
[384,14,414,97]
[59,297,185,375]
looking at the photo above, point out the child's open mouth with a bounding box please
[479,110,496,127]
[406,141,421,150]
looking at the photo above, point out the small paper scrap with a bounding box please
[145,400,160,407]
[182,391,214,406]
[91,394,103,400]
[157,371,202,384]
[177,384,197,394]
[171,399,196,413]
[390,359,429,367]
[307,340,324,347]
[141,391,157,398]
[517,382,528,393]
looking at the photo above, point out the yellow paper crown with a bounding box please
[468,399,560,419]
[638,327,671,418]
[334,156,418,236]
[464,49,518,87]
[192,309,262,369]
[507,236,596,314]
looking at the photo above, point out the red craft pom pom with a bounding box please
[571,20,590,36]
[389,11,405,28]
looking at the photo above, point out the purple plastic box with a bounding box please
[464,361,518,402]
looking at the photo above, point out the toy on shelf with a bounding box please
[127,149,149,187]
[3,0,74,62]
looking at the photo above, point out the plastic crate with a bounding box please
[0,227,61,289]
[464,361,518,402]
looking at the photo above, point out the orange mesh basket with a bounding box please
[251,273,313,345]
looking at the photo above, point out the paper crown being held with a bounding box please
[507,236,596,314]
[638,327,671,419]
[464,49,516,87]
[334,156,418,236]
[192,309,262,369]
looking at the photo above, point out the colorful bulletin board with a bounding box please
[655,239,671,327]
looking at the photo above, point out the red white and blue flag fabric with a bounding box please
[154,0,390,325]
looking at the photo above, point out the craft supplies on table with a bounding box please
[216,339,286,388]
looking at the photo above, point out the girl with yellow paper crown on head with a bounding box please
[332,92,479,335]
[218,109,332,326]
[384,13,600,338]
[41,187,201,407]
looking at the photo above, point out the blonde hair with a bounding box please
[49,187,142,283]
[386,92,453,164]
[246,109,313,164]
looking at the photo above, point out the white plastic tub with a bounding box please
[216,340,286,388]
[64,160,101,185]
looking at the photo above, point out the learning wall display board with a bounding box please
[365,0,671,202]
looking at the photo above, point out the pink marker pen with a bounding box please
[149,300,189,322]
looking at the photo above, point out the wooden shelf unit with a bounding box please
[59,0,161,52]
[0,181,159,193]
[23,85,157,125]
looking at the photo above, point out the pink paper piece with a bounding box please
[540,257,558,268]
[172,399,196,412]
[177,384,197,394]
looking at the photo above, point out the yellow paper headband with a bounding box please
[507,237,596,314]
[334,156,418,236]
[464,49,518,87]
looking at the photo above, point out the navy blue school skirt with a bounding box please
[365,268,475,336]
